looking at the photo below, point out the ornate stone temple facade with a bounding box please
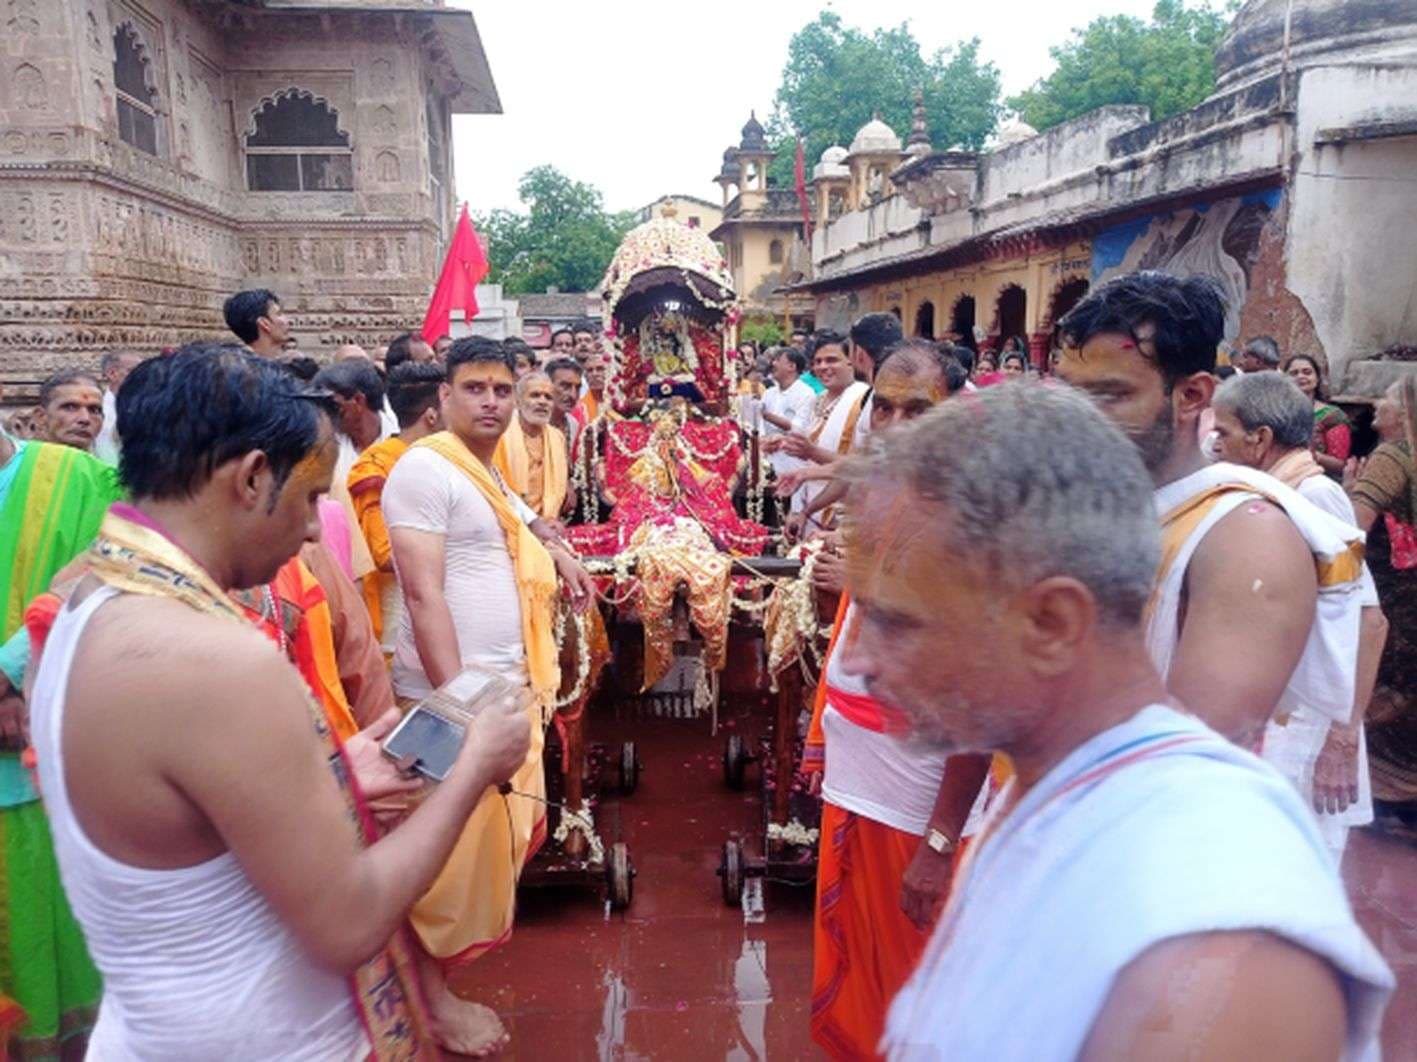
[0,0,499,395]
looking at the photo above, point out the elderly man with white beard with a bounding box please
[839,382,1392,1061]
[494,370,570,522]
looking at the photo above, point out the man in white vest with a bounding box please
[1210,370,1387,864]
[841,382,1391,1060]
[1055,272,1365,752]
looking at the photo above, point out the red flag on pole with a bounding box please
[421,203,489,344]
[793,137,813,245]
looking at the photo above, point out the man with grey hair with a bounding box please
[93,351,141,463]
[493,370,569,520]
[1236,334,1282,374]
[844,382,1391,1060]
[1212,371,1386,863]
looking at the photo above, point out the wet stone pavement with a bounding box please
[450,701,1417,1061]
[452,704,816,1061]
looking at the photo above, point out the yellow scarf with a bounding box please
[493,416,567,521]
[1268,448,1326,492]
[85,509,437,1060]
[418,432,560,708]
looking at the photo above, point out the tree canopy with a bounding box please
[476,166,637,295]
[765,13,1003,187]
[1007,0,1236,132]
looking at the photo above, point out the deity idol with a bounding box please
[567,218,768,559]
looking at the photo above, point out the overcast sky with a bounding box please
[448,0,1168,216]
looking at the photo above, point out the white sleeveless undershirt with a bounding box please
[29,585,368,1060]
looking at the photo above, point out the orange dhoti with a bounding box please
[812,802,931,1061]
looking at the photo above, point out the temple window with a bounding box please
[113,23,159,156]
[245,89,352,192]
[769,239,784,265]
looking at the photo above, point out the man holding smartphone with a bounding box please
[26,345,532,1058]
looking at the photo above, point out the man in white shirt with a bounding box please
[841,382,1392,1060]
[383,336,591,1056]
[1210,370,1386,863]
[92,351,140,464]
[760,346,815,513]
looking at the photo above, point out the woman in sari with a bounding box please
[1346,378,1417,823]
[1286,354,1351,476]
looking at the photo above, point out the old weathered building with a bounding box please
[0,0,498,395]
[710,113,811,329]
[790,0,1417,396]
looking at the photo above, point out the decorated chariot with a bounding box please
[538,218,832,910]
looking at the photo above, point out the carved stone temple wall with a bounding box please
[0,0,499,399]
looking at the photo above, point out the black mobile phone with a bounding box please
[381,706,465,782]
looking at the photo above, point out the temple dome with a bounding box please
[813,144,849,180]
[739,111,767,151]
[717,146,741,181]
[1215,0,1417,92]
[995,118,1039,148]
[849,116,902,155]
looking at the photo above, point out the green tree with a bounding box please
[765,12,1003,187]
[477,165,637,295]
[1007,0,1236,132]
[739,316,784,349]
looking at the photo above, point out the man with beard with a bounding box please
[843,383,1391,1060]
[545,357,584,459]
[495,371,569,521]
[1055,273,1364,749]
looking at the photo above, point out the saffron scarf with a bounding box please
[83,507,438,1061]
[1268,448,1327,492]
[417,432,560,709]
[493,417,568,521]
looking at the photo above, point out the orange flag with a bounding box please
[421,204,489,343]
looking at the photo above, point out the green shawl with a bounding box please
[1,439,123,641]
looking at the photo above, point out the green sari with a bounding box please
[0,439,121,1058]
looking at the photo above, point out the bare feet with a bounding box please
[428,992,508,1058]
[415,945,508,1058]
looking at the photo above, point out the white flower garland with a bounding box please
[552,800,605,865]
[767,819,820,847]
[764,540,829,690]
[552,607,592,711]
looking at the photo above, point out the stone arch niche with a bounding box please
[914,300,935,339]
[1041,275,1090,368]
[991,284,1027,357]
[244,88,353,192]
[950,294,977,350]
[1044,276,1090,329]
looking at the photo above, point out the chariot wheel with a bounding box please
[719,839,744,907]
[618,741,640,796]
[723,733,747,790]
[607,842,634,911]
